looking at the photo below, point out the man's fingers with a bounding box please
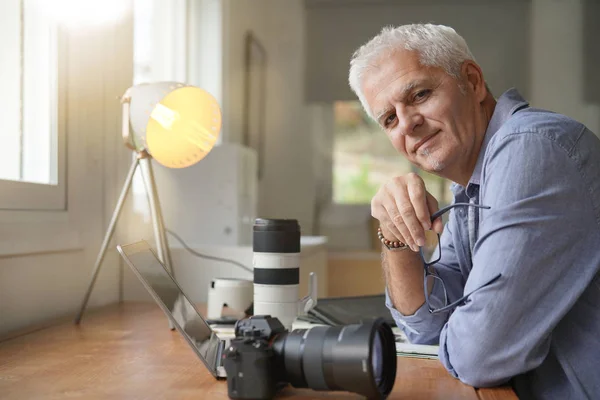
[371,174,442,252]
[372,202,405,243]
[432,218,444,234]
[407,173,431,231]
[393,202,423,251]
[426,193,443,234]
[381,211,405,243]
[385,207,415,250]
[391,176,425,250]
[381,191,412,245]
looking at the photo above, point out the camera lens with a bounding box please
[372,331,384,387]
[272,318,396,399]
[252,218,301,330]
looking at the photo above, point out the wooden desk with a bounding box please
[0,303,517,400]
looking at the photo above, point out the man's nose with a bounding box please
[397,108,423,136]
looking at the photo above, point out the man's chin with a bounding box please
[427,162,446,173]
[416,153,446,173]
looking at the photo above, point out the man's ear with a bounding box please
[461,60,487,103]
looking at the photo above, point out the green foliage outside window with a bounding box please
[333,156,379,204]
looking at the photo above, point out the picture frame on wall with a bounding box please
[243,31,267,180]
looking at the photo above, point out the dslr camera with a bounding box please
[223,315,397,400]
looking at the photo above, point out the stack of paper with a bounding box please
[392,327,439,359]
[395,342,439,359]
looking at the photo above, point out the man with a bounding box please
[348,24,600,399]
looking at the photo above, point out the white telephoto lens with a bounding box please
[253,219,301,330]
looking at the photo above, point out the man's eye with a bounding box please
[414,89,431,101]
[384,114,396,127]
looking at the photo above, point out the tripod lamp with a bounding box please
[75,82,222,324]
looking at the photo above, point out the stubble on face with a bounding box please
[418,148,445,172]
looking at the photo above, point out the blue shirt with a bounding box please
[385,88,600,399]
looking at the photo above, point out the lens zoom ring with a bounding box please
[253,268,299,285]
[302,327,329,390]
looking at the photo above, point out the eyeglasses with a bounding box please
[421,203,502,314]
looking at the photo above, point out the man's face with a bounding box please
[362,49,483,177]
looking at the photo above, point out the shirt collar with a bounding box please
[460,88,529,197]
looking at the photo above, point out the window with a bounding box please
[332,101,452,207]
[0,0,66,210]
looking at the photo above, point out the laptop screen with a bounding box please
[117,241,223,377]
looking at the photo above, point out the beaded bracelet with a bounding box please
[377,227,409,251]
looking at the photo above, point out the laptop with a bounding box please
[117,240,229,379]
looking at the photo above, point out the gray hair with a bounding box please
[348,24,477,118]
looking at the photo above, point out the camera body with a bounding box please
[223,315,287,400]
[223,314,397,400]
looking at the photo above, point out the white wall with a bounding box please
[305,0,532,102]
[530,0,600,135]
[0,9,133,336]
[221,0,316,234]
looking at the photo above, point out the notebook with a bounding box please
[308,294,395,326]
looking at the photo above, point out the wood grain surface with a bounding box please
[0,303,517,400]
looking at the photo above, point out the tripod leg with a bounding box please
[139,157,176,330]
[75,157,139,324]
[149,171,176,278]
[139,158,175,275]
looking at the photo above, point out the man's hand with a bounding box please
[371,173,444,252]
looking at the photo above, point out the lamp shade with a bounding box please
[126,82,222,168]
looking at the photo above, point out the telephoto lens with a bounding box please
[272,317,397,399]
[252,218,302,330]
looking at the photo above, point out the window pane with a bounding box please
[333,101,452,206]
[133,0,154,85]
[0,0,57,185]
[0,0,22,181]
[23,0,57,184]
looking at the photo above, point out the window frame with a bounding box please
[0,0,67,211]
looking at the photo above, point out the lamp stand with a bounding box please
[74,149,175,327]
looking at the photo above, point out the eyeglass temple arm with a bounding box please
[430,203,491,222]
[429,272,502,314]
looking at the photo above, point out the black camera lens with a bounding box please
[272,318,396,399]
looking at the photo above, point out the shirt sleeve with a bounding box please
[439,129,600,387]
[385,212,467,344]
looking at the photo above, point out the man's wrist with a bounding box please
[381,241,425,315]
[377,227,409,251]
